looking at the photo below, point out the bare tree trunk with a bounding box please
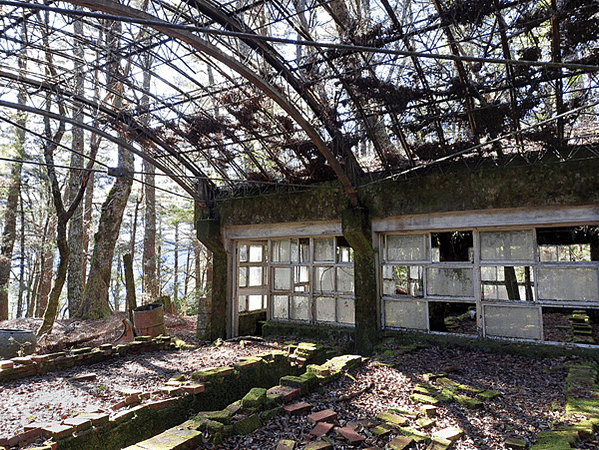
[123,253,136,323]
[0,22,27,320]
[36,214,55,317]
[67,11,86,317]
[16,193,26,318]
[79,18,133,320]
[173,222,179,311]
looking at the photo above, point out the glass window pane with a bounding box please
[273,295,288,319]
[315,266,335,292]
[427,268,474,297]
[480,230,534,261]
[238,295,248,312]
[481,266,535,301]
[273,267,292,291]
[484,305,540,340]
[294,266,310,292]
[272,239,290,263]
[314,237,335,262]
[248,295,263,311]
[239,244,248,263]
[249,245,263,262]
[538,267,599,301]
[337,266,354,293]
[384,300,427,329]
[238,266,248,288]
[290,295,310,321]
[249,266,263,286]
[337,298,355,324]
[316,296,336,322]
[382,265,423,297]
[386,234,428,262]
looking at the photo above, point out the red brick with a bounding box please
[268,385,301,401]
[0,360,14,369]
[63,417,92,432]
[31,355,50,363]
[181,383,205,395]
[125,394,141,405]
[160,386,183,396]
[110,408,136,424]
[335,426,366,445]
[41,424,73,440]
[147,398,178,410]
[110,400,126,410]
[283,401,312,416]
[309,422,334,436]
[308,409,337,424]
[24,421,50,431]
[7,428,42,447]
[71,373,97,382]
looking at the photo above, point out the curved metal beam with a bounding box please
[0,99,204,203]
[60,0,359,206]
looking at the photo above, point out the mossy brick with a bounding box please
[387,435,414,450]
[435,377,460,389]
[196,409,232,424]
[414,384,438,396]
[181,383,205,395]
[375,411,409,427]
[276,439,296,450]
[233,413,262,435]
[505,437,528,449]
[234,356,262,370]
[198,418,225,433]
[453,393,483,409]
[398,427,430,443]
[260,406,285,422]
[169,374,186,382]
[417,417,435,429]
[241,387,267,409]
[478,390,501,401]
[160,386,184,396]
[191,366,234,381]
[132,428,202,449]
[389,408,418,418]
[371,423,393,436]
[409,393,439,405]
[426,436,453,450]
[435,389,455,403]
[420,405,437,417]
[280,373,317,391]
[423,373,446,381]
[110,408,136,424]
[433,426,464,443]
[304,440,333,450]
[530,430,576,449]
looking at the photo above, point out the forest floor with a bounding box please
[0,314,595,449]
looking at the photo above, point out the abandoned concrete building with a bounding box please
[2,0,599,355]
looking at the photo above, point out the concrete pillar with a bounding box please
[342,206,379,355]
[196,218,228,341]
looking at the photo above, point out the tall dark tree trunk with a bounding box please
[67,11,86,317]
[79,18,133,319]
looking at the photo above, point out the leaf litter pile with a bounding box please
[0,314,583,450]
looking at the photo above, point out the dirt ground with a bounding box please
[0,314,593,449]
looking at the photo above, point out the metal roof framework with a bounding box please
[1,0,599,207]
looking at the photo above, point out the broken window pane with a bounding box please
[272,239,290,263]
[316,296,336,322]
[382,265,424,297]
[249,245,264,262]
[291,238,310,263]
[484,305,540,340]
[386,234,428,262]
[337,267,354,293]
[294,266,310,292]
[314,237,335,262]
[481,266,535,301]
[480,230,534,261]
[537,267,599,301]
[542,307,598,345]
[238,266,248,288]
[315,266,335,292]
[239,244,248,263]
[238,295,248,312]
[290,295,310,321]
[273,267,292,291]
[384,300,427,329]
[248,295,263,311]
[273,295,288,319]
[428,302,477,334]
[249,266,263,287]
[537,226,598,262]
[427,268,474,297]
[431,232,473,262]
[337,236,354,262]
[337,298,355,324]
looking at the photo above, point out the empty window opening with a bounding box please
[429,301,477,335]
[543,307,599,345]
